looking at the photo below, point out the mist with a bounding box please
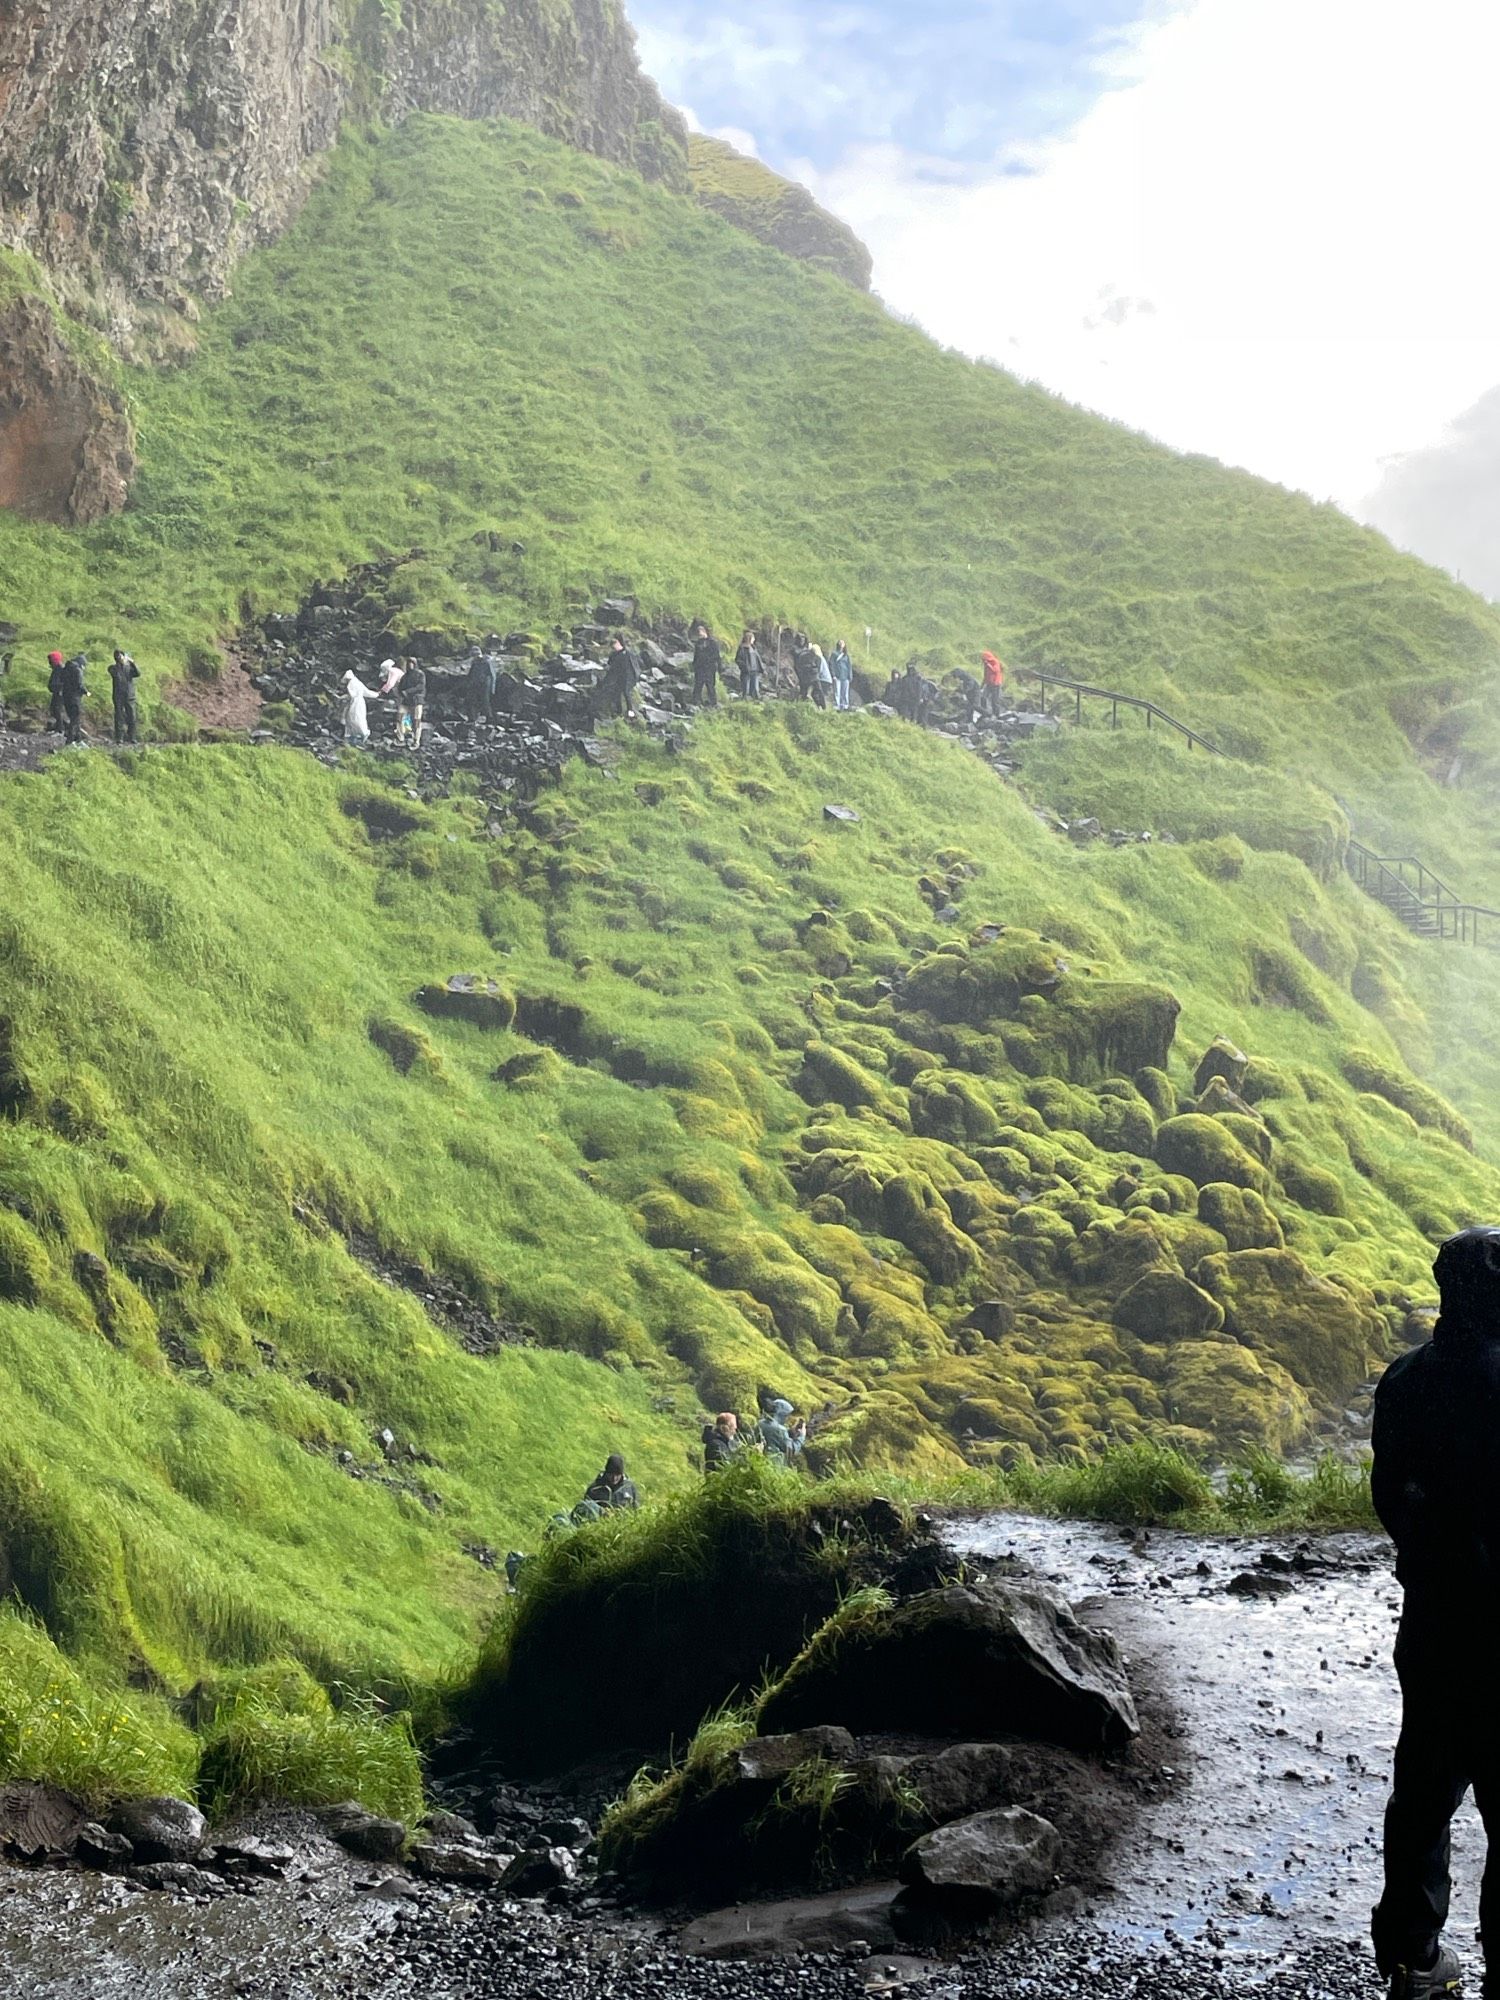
[1364,384,1500,602]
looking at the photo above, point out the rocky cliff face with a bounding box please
[0,0,685,332]
[688,134,873,292]
[0,295,135,525]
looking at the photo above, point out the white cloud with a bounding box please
[796,0,1500,514]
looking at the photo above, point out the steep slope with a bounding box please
[2,702,1497,1793]
[0,112,1495,837]
[687,132,873,289]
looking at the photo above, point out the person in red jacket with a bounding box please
[979,650,1006,719]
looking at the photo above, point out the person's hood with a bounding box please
[48,651,64,667]
[771,1399,793,1420]
[982,651,1002,671]
[1432,1226,1500,1345]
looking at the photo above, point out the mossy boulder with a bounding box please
[797,1042,890,1114]
[1277,1153,1348,1217]
[1197,1184,1284,1252]
[1066,1216,1173,1294]
[882,1174,983,1286]
[1160,1342,1310,1453]
[1194,1037,1248,1094]
[1112,1270,1225,1343]
[1194,1248,1385,1400]
[416,976,517,1031]
[492,1046,565,1091]
[1341,1047,1474,1151]
[910,1071,1003,1146]
[1155,1115,1270,1195]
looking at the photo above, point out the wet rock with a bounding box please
[734,1726,857,1787]
[105,1797,206,1863]
[76,1822,134,1868]
[538,1816,594,1851]
[905,1743,1017,1824]
[962,1300,1015,1343]
[899,1806,1062,1912]
[319,1800,408,1861]
[595,597,637,624]
[758,1580,1139,1752]
[0,1782,88,1859]
[210,1834,295,1877]
[424,1809,482,1844]
[1227,1571,1296,1600]
[679,1883,901,1960]
[128,1860,222,1897]
[500,1845,578,1896]
[823,804,861,824]
[410,1839,510,1886]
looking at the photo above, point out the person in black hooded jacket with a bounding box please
[1370,1225,1500,2000]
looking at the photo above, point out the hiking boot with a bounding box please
[1389,1946,1464,1999]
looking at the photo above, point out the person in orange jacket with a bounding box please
[979,649,1006,719]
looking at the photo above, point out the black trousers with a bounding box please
[692,671,717,706]
[63,695,85,743]
[113,697,138,743]
[1374,1621,1499,1977]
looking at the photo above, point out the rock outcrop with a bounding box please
[0,0,687,337]
[689,134,873,291]
[0,293,135,523]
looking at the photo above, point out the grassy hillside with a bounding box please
[1,111,1498,835]
[3,702,1496,1796]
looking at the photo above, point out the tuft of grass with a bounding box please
[198,1693,422,1825]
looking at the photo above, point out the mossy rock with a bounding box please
[1161,1341,1310,1453]
[1133,1067,1177,1122]
[1240,1057,1299,1105]
[1197,1184,1284,1252]
[1112,1270,1226,1343]
[1193,1037,1248,1094]
[369,1016,444,1079]
[0,1209,50,1304]
[1217,1110,1273,1168]
[1065,1216,1172,1294]
[492,1046,565,1092]
[416,977,517,1031]
[796,1041,889,1114]
[1194,1248,1385,1400]
[1277,1153,1348,1218]
[1341,1047,1473,1151]
[881,1174,983,1286]
[1155,1115,1270,1195]
[1196,1075,1258,1123]
[909,1071,1002,1146]
[1015,981,1181,1085]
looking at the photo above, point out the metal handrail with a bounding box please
[1021,668,1222,756]
[1020,675,1500,948]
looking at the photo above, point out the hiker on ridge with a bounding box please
[465,643,497,729]
[584,1453,639,1512]
[829,639,854,711]
[59,654,88,744]
[691,623,722,707]
[809,644,832,710]
[1371,1225,1500,2000]
[109,649,141,745]
[979,649,1006,719]
[46,651,66,732]
[702,1411,742,1473]
[736,629,763,701]
[792,634,817,703]
[341,668,379,746]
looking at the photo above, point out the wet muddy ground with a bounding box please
[3,1518,1478,1997]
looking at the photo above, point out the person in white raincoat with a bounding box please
[342,669,380,745]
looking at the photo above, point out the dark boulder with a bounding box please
[319,1800,408,1861]
[757,1580,1138,1752]
[410,1839,509,1885]
[734,1726,856,1787]
[900,1806,1061,1912]
[0,1781,88,1858]
[105,1797,206,1863]
[905,1742,1016,1824]
[500,1844,578,1896]
[1195,1036,1249,1094]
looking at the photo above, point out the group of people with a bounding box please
[41,648,141,745]
[685,626,859,711]
[341,657,429,747]
[702,1398,808,1472]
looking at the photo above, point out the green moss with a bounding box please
[1155,1115,1271,1195]
[1342,1046,1474,1151]
[1112,1269,1225,1342]
[1195,1248,1386,1402]
[1197,1183,1285,1251]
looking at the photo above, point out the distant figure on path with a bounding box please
[755,1399,796,1464]
[584,1453,639,1511]
[109,649,141,744]
[47,651,66,731]
[398,660,427,747]
[702,1411,742,1473]
[736,630,763,701]
[691,623,722,707]
[597,636,641,723]
[59,654,88,744]
[979,650,1006,719]
[1371,1225,1500,2000]
[465,643,497,729]
[810,644,832,710]
[341,668,379,746]
[792,634,817,703]
[829,640,854,711]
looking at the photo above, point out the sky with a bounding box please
[631,0,1500,595]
